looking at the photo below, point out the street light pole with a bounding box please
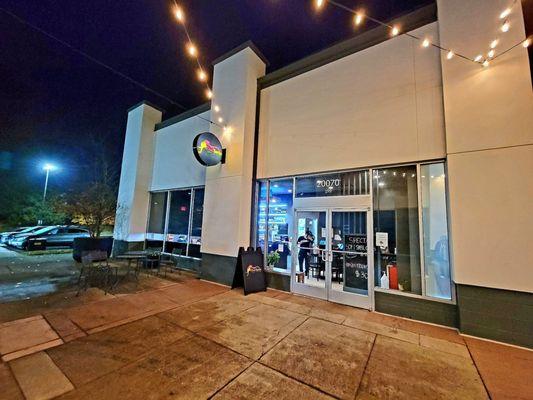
[43,168,50,201]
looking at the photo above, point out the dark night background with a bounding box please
[0,0,530,199]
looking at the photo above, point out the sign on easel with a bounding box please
[232,247,267,295]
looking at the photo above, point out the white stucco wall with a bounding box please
[150,111,209,191]
[257,22,445,179]
[438,0,533,292]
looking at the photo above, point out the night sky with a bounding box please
[0,0,455,192]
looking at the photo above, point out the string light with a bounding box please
[174,7,185,23]
[500,8,511,19]
[354,12,364,26]
[523,38,531,48]
[197,69,207,82]
[218,117,224,123]
[483,60,490,68]
[474,55,483,62]
[422,39,430,48]
[315,0,325,10]
[391,26,400,36]
[186,43,197,57]
[205,89,213,99]
[501,20,510,33]
[446,50,454,60]
[490,40,498,49]
[488,49,495,58]
[214,104,220,113]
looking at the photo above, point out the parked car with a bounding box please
[10,226,90,250]
[3,226,43,245]
[0,227,31,244]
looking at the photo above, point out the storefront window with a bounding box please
[188,188,204,258]
[267,179,293,271]
[421,163,451,299]
[373,166,421,295]
[256,181,268,250]
[146,192,167,244]
[166,189,192,256]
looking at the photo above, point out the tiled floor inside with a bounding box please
[0,275,531,400]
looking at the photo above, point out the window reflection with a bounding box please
[373,166,421,295]
[146,192,167,246]
[421,163,451,299]
[267,179,293,271]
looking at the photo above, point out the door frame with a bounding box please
[290,202,375,310]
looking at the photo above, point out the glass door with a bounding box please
[328,210,372,309]
[291,208,373,309]
[292,210,328,300]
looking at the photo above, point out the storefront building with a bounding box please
[113,0,533,348]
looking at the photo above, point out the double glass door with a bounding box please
[292,209,373,309]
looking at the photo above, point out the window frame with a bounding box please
[146,186,205,259]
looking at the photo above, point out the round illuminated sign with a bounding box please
[192,132,224,166]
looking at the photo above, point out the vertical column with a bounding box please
[113,102,162,253]
[200,44,267,284]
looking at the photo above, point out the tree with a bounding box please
[6,194,69,227]
[66,182,116,238]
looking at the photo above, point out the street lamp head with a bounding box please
[43,163,57,172]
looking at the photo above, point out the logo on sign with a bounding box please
[193,132,225,166]
[246,265,262,276]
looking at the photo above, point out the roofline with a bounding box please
[127,100,164,113]
[212,40,270,66]
[154,102,211,131]
[258,2,437,89]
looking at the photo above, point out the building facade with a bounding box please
[114,0,533,348]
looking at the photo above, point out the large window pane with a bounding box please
[188,188,204,258]
[295,170,369,198]
[421,163,451,299]
[256,181,268,250]
[166,189,191,256]
[146,192,167,243]
[373,166,421,295]
[267,179,293,271]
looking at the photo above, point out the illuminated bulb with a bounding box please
[214,105,220,113]
[523,38,531,48]
[391,26,400,36]
[446,50,454,60]
[205,89,213,99]
[354,12,364,26]
[174,7,185,23]
[197,69,207,82]
[501,20,510,33]
[474,55,483,62]
[488,49,495,58]
[500,8,511,19]
[422,39,430,48]
[218,117,224,124]
[315,0,325,10]
[490,39,498,49]
[223,126,233,134]
[483,60,490,67]
[187,43,198,57]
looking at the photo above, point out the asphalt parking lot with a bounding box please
[0,246,79,302]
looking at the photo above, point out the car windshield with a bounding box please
[16,226,39,234]
[31,226,58,235]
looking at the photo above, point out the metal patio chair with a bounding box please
[76,250,116,295]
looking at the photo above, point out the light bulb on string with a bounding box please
[483,60,490,68]
[422,39,430,48]
[490,39,498,49]
[315,0,325,10]
[474,55,483,62]
[446,50,454,60]
[187,43,198,57]
[500,8,511,19]
[174,7,185,23]
[214,105,220,113]
[487,50,495,59]
[218,117,224,124]
[501,20,510,33]
[391,26,400,36]
[197,69,207,82]
[354,12,364,26]
[523,38,531,48]
[205,89,213,99]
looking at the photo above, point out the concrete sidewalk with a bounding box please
[0,276,531,400]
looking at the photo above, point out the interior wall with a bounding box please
[151,111,209,191]
[257,22,445,179]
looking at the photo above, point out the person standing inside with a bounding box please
[297,231,314,277]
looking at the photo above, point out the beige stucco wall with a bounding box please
[257,22,445,179]
[151,111,209,192]
[201,47,266,257]
[438,0,533,292]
